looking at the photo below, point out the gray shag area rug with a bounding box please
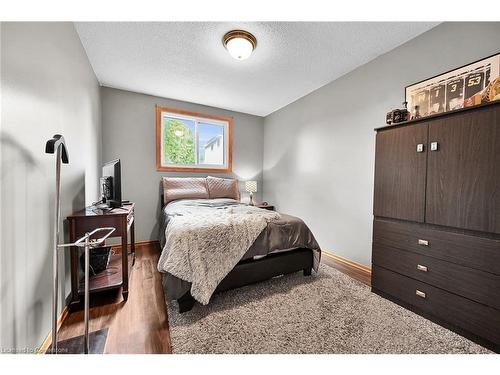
[165,264,491,354]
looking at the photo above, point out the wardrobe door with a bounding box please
[374,124,428,222]
[426,106,500,233]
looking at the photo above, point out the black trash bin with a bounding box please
[79,246,112,276]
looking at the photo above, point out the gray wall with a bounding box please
[0,22,101,351]
[101,87,264,242]
[262,22,500,266]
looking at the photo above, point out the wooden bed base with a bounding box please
[177,248,314,313]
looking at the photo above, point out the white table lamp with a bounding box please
[245,180,257,206]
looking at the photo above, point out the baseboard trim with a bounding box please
[322,251,371,273]
[38,306,69,354]
[322,251,372,285]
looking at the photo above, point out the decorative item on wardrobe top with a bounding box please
[384,52,500,126]
[406,52,500,119]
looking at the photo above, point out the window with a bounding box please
[156,106,233,172]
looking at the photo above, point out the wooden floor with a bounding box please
[55,244,370,354]
[57,242,172,353]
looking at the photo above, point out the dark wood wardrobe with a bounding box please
[371,102,500,352]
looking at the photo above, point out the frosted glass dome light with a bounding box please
[226,37,253,60]
[223,30,257,60]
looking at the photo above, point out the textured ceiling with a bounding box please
[75,22,438,116]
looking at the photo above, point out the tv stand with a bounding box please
[67,203,135,311]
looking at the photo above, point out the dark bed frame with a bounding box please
[159,182,315,313]
[177,248,314,313]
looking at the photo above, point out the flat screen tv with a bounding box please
[101,159,122,208]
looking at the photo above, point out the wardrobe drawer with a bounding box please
[373,244,500,310]
[372,265,500,346]
[373,219,500,275]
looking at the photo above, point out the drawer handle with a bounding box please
[415,290,426,299]
[418,239,429,246]
[416,264,428,272]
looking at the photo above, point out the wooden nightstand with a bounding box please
[67,203,135,310]
[256,203,275,211]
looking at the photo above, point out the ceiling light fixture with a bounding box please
[222,30,257,60]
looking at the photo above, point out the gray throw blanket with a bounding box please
[157,201,281,304]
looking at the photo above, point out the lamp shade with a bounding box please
[245,180,257,193]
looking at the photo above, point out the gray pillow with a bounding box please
[162,177,209,205]
[206,176,240,200]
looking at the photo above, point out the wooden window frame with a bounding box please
[156,106,233,173]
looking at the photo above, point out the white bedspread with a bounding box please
[157,200,281,305]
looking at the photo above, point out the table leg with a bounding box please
[69,221,80,311]
[83,236,90,354]
[121,216,129,301]
[131,218,136,265]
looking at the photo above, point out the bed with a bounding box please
[158,176,321,313]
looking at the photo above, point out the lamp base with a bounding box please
[248,192,254,206]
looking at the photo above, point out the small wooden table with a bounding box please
[67,203,135,310]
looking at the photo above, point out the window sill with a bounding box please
[156,165,232,173]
